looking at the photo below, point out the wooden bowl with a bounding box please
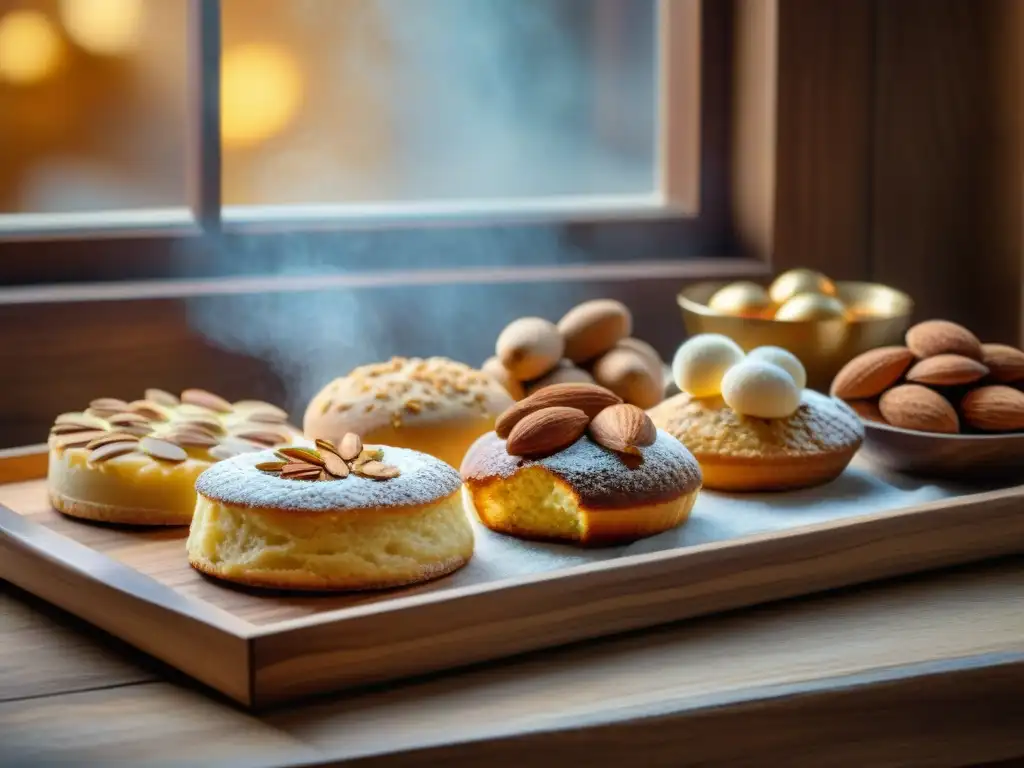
[858,419,1024,482]
[677,280,913,392]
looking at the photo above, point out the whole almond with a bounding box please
[525,360,595,395]
[181,388,233,414]
[879,384,959,434]
[905,320,982,361]
[496,317,565,381]
[495,383,622,438]
[588,404,657,455]
[981,343,1024,384]
[557,299,632,364]
[961,385,1024,432]
[616,337,663,379]
[322,452,350,478]
[846,399,886,423]
[905,354,988,387]
[591,346,664,409]
[830,346,915,400]
[339,433,363,461]
[505,406,589,458]
[481,356,527,401]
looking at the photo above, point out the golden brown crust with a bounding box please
[304,357,514,467]
[460,431,701,511]
[49,490,194,526]
[187,550,470,592]
[649,389,863,492]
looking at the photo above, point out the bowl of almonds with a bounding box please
[831,319,1024,480]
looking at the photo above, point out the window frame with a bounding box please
[0,0,755,286]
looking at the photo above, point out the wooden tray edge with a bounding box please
[248,488,1024,706]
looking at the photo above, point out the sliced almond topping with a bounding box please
[127,400,170,422]
[181,388,233,414]
[177,403,217,418]
[246,410,289,424]
[231,429,289,446]
[339,433,363,461]
[322,451,350,478]
[139,436,188,463]
[89,397,128,411]
[51,423,104,436]
[55,412,107,430]
[209,444,244,461]
[107,412,150,426]
[255,460,287,473]
[54,430,108,450]
[166,430,218,447]
[145,388,181,407]
[86,433,141,450]
[177,417,225,435]
[276,446,326,467]
[353,447,384,466]
[116,424,155,437]
[354,461,400,480]
[315,438,341,457]
[233,401,288,419]
[319,470,332,481]
[88,441,139,463]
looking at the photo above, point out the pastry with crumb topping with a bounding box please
[303,357,515,469]
[460,384,702,546]
[188,437,472,590]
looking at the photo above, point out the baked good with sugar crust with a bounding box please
[304,357,514,469]
[47,389,296,525]
[187,436,472,591]
[653,336,863,491]
[460,383,702,546]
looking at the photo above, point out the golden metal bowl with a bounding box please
[859,419,1024,482]
[678,280,913,392]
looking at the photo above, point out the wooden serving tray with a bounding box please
[2,444,1023,710]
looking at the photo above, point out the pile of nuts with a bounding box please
[484,299,664,409]
[831,319,1024,434]
[707,268,853,321]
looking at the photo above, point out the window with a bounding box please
[0,0,735,285]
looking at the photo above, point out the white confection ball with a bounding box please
[745,346,807,391]
[671,334,746,397]
[721,360,801,419]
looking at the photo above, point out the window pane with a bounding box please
[0,0,188,214]
[221,0,656,206]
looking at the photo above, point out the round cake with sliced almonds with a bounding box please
[47,389,298,525]
[187,435,473,591]
[460,383,702,546]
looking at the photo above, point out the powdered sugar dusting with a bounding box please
[196,446,461,511]
[461,430,702,509]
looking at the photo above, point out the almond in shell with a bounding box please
[505,406,589,458]
[905,320,982,361]
[557,299,632,364]
[879,384,959,434]
[981,344,1024,384]
[961,385,1024,432]
[830,346,915,400]
[481,356,526,401]
[525,360,595,395]
[591,346,664,409]
[588,403,656,455]
[905,354,988,387]
[495,383,622,438]
[496,317,564,381]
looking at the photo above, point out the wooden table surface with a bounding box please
[2,557,1024,767]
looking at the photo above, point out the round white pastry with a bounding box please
[721,360,801,419]
[745,346,807,390]
[671,334,746,398]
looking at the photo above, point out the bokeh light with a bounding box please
[221,43,303,149]
[0,10,64,85]
[58,0,144,56]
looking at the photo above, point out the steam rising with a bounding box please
[188,0,655,413]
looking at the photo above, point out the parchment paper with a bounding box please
[438,458,992,589]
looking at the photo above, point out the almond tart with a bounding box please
[47,389,297,525]
[187,436,473,591]
[460,384,702,546]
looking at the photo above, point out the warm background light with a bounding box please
[58,0,143,56]
[221,43,303,149]
[0,10,64,85]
